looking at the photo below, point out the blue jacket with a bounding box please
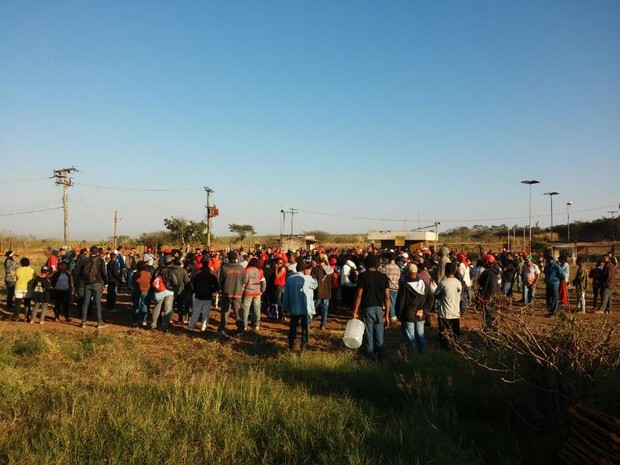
[544,262,562,287]
[282,273,318,316]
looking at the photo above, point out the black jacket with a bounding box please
[395,279,435,322]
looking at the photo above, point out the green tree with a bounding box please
[164,217,208,252]
[229,224,255,242]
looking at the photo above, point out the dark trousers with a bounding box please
[5,281,15,308]
[288,314,309,346]
[53,289,71,318]
[438,317,460,350]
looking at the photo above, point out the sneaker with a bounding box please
[254,325,260,331]
[79,323,86,328]
[187,326,195,331]
[97,323,109,329]
[201,324,207,332]
[65,317,72,323]
[301,342,308,351]
[319,324,326,330]
[594,310,604,314]
[217,329,226,336]
[390,316,398,324]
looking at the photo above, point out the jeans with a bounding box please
[575,288,586,312]
[388,290,398,318]
[151,294,174,330]
[31,301,48,323]
[126,270,134,291]
[288,314,309,346]
[502,281,512,296]
[599,287,613,313]
[132,290,149,324]
[523,284,536,305]
[219,296,242,332]
[188,298,211,330]
[360,306,385,359]
[401,320,426,352]
[241,295,262,329]
[82,283,104,325]
[546,284,559,315]
[313,298,330,327]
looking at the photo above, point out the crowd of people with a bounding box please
[2,243,616,358]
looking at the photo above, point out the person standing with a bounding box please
[282,260,318,351]
[31,266,52,324]
[13,257,36,322]
[50,261,74,322]
[341,255,358,311]
[596,253,617,314]
[150,255,180,331]
[131,261,152,327]
[311,254,333,330]
[435,262,462,350]
[105,252,122,312]
[240,258,266,332]
[352,254,390,360]
[188,258,219,332]
[544,255,563,317]
[80,246,109,328]
[572,258,588,313]
[558,255,570,306]
[382,252,402,324]
[521,256,540,305]
[589,261,604,310]
[395,264,435,353]
[217,251,245,335]
[4,251,17,310]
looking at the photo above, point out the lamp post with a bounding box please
[544,191,559,253]
[566,201,572,242]
[521,180,540,252]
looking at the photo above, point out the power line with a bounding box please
[0,206,63,217]
[76,182,200,192]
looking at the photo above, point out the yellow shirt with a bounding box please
[15,266,36,292]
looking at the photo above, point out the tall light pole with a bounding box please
[544,191,559,253]
[566,201,572,242]
[204,187,214,248]
[521,180,540,252]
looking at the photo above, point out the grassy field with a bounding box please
[1,316,616,465]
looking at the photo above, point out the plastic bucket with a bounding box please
[343,319,365,349]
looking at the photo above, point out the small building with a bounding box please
[279,235,318,252]
[367,230,438,251]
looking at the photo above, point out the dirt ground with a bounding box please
[0,283,617,357]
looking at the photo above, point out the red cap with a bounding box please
[486,254,496,264]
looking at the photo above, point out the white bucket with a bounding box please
[343,319,365,349]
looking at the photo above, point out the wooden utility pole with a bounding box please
[204,187,214,248]
[113,210,118,249]
[51,167,78,246]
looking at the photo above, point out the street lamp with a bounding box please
[544,191,559,253]
[566,201,572,242]
[521,180,540,252]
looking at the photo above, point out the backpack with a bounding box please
[348,267,358,284]
[151,274,167,292]
[83,257,100,284]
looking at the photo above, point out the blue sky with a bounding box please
[1,1,618,241]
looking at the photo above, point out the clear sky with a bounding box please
[1,1,619,241]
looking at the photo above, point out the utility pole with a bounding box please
[51,167,78,246]
[113,210,118,249]
[204,187,215,249]
[289,208,298,237]
[434,221,440,250]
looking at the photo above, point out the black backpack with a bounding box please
[348,267,358,283]
[83,257,100,284]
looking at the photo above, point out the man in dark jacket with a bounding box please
[395,264,435,353]
[596,253,617,314]
[217,251,245,335]
[80,245,108,328]
[477,254,502,328]
[105,252,122,311]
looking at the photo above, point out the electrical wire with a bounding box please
[0,206,62,217]
[75,182,201,192]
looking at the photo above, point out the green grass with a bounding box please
[0,329,612,464]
